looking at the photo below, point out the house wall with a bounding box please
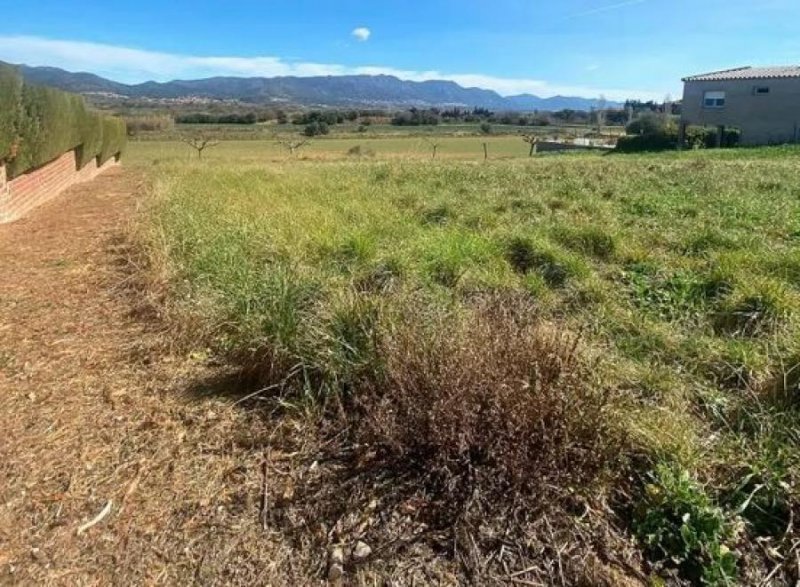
[681,77,800,145]
[0,150,119,224]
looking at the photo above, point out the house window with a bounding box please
[754,86,770,95]
[703,91,726,108]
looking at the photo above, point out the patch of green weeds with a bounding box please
[635,464,738,585]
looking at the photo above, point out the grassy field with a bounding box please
[130,120,623,141]
[126,134,592,164]
[132,142,800,584]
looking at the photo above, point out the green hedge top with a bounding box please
[0,64,126,178]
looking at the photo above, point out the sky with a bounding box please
[0,0,798,101]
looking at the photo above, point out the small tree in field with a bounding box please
[522,134,538,157]
[423,137,440,160]
[276,136,310,157]
[180,133,219,158]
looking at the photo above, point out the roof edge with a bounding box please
[681,66,752,82]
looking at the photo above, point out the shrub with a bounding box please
[686,127,741,149]
[617,113,740,153]
[391,109,440,126]
[77,109,103,168]
[99,116,127,164]
[615,131,678,153]
[0,65,126,176]
[175,112,257,124]
[125,115,173,135]
[0,63,22,161]
[354,295,620,501]
[346,144,374,158]
[626,112,671,136]
[304,121,330,137]
[11,83,83,175]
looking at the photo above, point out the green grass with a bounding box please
[126,134,595,165]
[135,143,800,584]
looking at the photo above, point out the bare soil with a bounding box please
[0,169,314,585]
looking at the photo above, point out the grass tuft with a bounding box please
[354,294,620,500]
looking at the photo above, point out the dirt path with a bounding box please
[0,169,299,585]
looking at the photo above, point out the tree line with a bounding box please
[389,107,630,127]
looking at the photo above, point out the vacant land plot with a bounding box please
[132,145,800,584]
[126,134,594,164]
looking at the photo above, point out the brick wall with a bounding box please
[0,164,9,223]
[0,150,119,224]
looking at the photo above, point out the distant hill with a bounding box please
[11,62,623,112]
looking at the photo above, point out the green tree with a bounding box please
[304,121,330,137]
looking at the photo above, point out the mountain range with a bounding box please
[10,62,623,112]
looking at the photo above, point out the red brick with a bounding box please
[0,151,119,223]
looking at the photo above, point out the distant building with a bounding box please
[680,66,800,146]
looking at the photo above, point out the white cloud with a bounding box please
[351,27,371,42]
[0,35,666,100]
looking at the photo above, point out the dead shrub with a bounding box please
[353,294,621,508]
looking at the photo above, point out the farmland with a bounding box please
[127,135,544,163]
[129,140,800,584]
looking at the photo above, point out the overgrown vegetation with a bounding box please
[616,112,741,152]
[135,146,800,584]
[0,63,126,177]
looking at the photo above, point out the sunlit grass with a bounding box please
[137,145,800,584]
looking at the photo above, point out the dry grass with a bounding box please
[130,149,800,584]
[354,294,619,503]
[7,146,800,584]
[4,166,638,586]
[0,169,318,585]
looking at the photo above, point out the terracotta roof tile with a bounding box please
[683,66,800,82]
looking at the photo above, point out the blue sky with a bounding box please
[0,0,797,100]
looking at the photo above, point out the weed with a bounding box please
[714,281,792,337]
[346,144,375,158]
[503,237,576,287]
[327,233,377,272]
[419,203,452,225]
[355,294,620,500]
[681,229,738,256]
[316,292,382,383]
[554,225,618,260]
[624,264,726,322]
[635,464,738,585]
[136,149,800,583]
[427,257,464,288]
[352,258,404,293]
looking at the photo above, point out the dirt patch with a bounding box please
[0,169,315,585]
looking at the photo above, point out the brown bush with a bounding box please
[353,294,621,506]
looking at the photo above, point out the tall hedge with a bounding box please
[0,64,126,178]
[0,64,22,161]
[99,117,127,164]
